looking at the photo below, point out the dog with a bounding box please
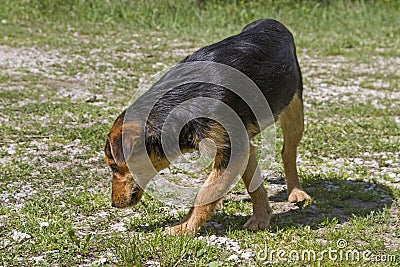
[105,19,311,234]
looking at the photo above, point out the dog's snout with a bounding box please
[111,201,116,208]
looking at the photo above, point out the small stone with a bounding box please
[227,254,239,261]
[145,260,161,267]
[110,222,127,232]
[7,148,16,155]
[39,222,49,228]
[31,256,45,263]
[86,95,97,102]
[11,231,31,242]
[241,251,253,260]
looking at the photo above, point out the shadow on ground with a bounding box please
[208,175,395,234]
[129,175,395,234]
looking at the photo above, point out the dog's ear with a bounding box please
[107,124,141,165]
[107,129,125,165]
[105,137,113,163]
[106,111,142,165]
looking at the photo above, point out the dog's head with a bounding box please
[105,112,145,208]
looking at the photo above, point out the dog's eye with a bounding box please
[110,164,118,172]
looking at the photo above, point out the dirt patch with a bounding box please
[300,54,400,105]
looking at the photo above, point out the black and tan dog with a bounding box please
[105,19,311,234]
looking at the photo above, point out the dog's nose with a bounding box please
[111,201,116,207]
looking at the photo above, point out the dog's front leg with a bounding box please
[166,166,225,235]
[167,200,221,235]
[242,145,272,231]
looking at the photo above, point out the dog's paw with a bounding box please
[165,223,196,236]
[288,189,311,203]
[243,215,270,231]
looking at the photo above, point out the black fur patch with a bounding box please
[122,19,303,164]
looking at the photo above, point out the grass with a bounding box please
[1,0,399,57]
[0,0,399,266]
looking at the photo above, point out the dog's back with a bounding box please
[136,19,302,155]
[181,19,302,116]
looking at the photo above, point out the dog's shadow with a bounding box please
[132,174,396,235]
[206,174,396,235]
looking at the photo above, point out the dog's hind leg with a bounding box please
[242,144,272,231]
[279,93,311,203]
